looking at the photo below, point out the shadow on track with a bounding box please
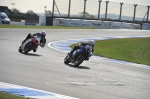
[19,51,42,56]
[66,64,90,69]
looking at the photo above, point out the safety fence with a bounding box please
[51,0,150,24]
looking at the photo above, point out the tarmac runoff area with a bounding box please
[0,34,150,99]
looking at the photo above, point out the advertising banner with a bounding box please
[111,22,121,29]
[101,21,111,28]
[81,20,92,27]
[70,19,81,27]
[53,18,70,26]
[53,18,142,30]
[121,22,131,29]
[92,21,102,28]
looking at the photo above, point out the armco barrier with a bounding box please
[53,18,142,30]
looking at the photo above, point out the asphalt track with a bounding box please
[0,28,150,99]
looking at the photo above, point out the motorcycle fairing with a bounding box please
[32,36,41,46]
[21,38,32,50]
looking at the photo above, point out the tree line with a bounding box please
[7,8,52,21]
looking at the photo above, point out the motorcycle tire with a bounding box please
[24,43,33,54]
[64,54,70,64]
[18,46,22,52]
[74,56,85,67]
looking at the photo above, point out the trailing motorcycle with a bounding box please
[18,35,41,54]
[64,44,93,67]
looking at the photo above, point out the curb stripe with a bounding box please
[48,35,150,69]
[0,82,79,99]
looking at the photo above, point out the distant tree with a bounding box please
[45,10,51,16]
[11,8,21,14]
[26,10,35,15]
[79,12,95,19]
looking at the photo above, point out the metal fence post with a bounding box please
[52,0,55,17]
[68,0,71,18]
[133,4,137,23]
[119,2,123,21]
[105,1,109,20]
[146,6,150,23]
[83,0,87,19]
[98,0,102,20]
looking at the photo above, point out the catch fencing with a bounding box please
[51,0,150,24]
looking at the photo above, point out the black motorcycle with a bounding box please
[64,45,92,67]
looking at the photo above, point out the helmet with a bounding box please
[88,40,95,47]
[41,31,46,38]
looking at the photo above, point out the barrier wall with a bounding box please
[142,23,150,30]
[39,16,46,26]
[10,21,39,26]
[9,18,149,30]
[10,21,25,26]
[53,18,142,30]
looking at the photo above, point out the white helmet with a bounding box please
[88,40,95,47]
[40,31,46,38]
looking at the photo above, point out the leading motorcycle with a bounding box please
[64,44,93,67]
[18,35,41,54]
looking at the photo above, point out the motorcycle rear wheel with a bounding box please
[24,43,33,54]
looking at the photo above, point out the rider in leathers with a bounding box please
[22,31,46,52]
[69,40,95,61]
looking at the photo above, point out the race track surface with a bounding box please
[0,28,150,99]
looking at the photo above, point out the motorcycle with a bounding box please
[64,44,93,67]
[18,35,41,54]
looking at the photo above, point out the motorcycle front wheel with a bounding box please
[74,56,85,67]
[18,46,22,52]
[24,43,33,54]
[64,54,70,64]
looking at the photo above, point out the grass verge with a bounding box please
[71,37,150,66]
[0,91,31,99]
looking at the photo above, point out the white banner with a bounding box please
[70,19,81,27]
[101,21,111,28]
[111,22,121,29]
[53,18,70,26]
[53,18,142,30]
[39,16,46,26]
[92,21,102,28]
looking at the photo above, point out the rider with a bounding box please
[22,31,46,52]
[69,40,95,60]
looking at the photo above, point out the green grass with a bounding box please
[0,91,31,99]
[71,37,150,66]
[0,24,95,29]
